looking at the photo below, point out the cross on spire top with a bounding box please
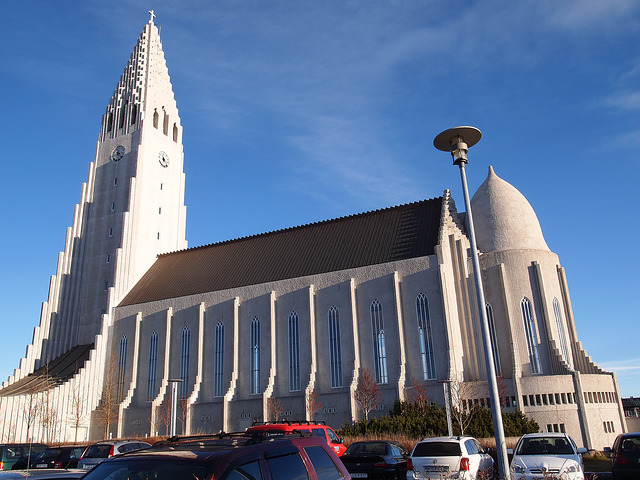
[149,10,156,24]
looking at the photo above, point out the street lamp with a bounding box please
[434,126,509,479]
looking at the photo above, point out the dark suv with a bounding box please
[79,432,350,480]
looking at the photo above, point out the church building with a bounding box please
[0,16,625,450]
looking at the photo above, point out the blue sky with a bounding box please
[1,1,638,397]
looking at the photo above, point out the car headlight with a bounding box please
[511,464,525,474]
[561,463,581,474]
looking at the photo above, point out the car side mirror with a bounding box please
[603,447,612,458]
[577,448,587,454]
[506,448,513,455]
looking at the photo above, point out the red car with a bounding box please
[247,420,348,456]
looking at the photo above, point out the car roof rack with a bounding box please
[250,420,326,426]
[153,430,315,450]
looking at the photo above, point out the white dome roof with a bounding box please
[470,166,549,252]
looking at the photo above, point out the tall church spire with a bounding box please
[18,16,187,367]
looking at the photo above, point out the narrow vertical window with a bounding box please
[214,322,224,397]
[173,123,179,142]
[116,335,127,403]
[250,318,260,394]
[106,254,111,264]
[108,228,113,237]
[131,104,137,125]
[111,202,116,211]
[106,112,113,132]
[113,177,118,186]
[370,299,388,384]
[521,298,541,374]
[180,327,190,398]
[147,331,158,401]
[288,312,300,391]
[163,110,169,135]
[328,306,343,388]
[153,109,159,128]
[119,101,128,129]
[553,298,570,364]
[416,293,436,380]
[486,303,501,375]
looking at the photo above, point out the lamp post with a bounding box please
[168,378,183,437]
[434,126,509,479]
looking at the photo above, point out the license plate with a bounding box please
[424,466,448,473]
[82,465,93,469]
[36,464,48,468]
[351,474,367,478]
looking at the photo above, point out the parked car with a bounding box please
[27,446,87,470]
[77,431,350,480]
[508,432,586,480]
[341,440,410,479]
[604,432,640,480]
[77,440,151,470]
[407,436,494,480]
[0,444,48,470]
[0,468,85,479]
[246,420,348,456]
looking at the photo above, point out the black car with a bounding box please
[340,440,410,479]
[28,446,87,469]
[77,432,349,480]
[605,432,640,480]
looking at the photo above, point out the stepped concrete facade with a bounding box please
[0,17,625,450]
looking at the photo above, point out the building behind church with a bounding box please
[0,17,625,450]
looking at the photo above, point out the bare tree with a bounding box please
[68,382,86,443]
[267,397,285,422]
[496,373,509,407]
[158,399,172,435]
[448,376,480,435]
[407,380,429,413]
[179,397,191,434]
[21,384,40,442]
[353,368,380,421]
[306,388,323,420]
[37,365,60,443]
[94,356,119,438]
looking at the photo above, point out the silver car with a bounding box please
[407,436,494,479]
[77,441,151,471]
[508,433,586,480]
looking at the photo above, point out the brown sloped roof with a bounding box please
[120,197,443,306]
[0,343,93,396]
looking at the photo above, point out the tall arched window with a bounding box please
[153,109,159,128]
[131,104,138,125]
[370,299,388,384]
[521,298,541,374]
[328,306,343,388]
[173,123,179,142]
[553,298,570,364]
[289,312,300,391]
[116,335,127,403]
[485,304,501,375]
[214,322,224,397]
[147,331,158,401]
[250,318,260,395]
[416,293,436,380]
[180,327,190,398]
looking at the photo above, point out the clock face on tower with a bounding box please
[158,151,170,168]
[111,145,125,162]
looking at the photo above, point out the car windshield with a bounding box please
[413,442,461,457]
[346,443,388,455]
[84,445,113,458]
[516,437,575,455]
[81,459,214,480]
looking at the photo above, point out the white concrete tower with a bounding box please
[35,13,187,367]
